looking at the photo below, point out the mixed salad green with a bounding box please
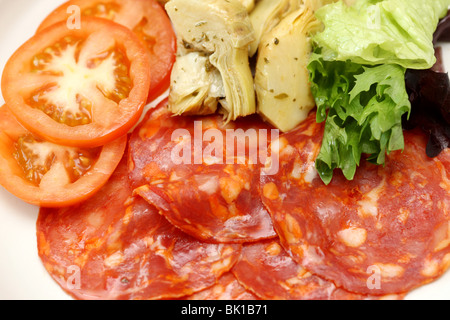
[308,0,450,184]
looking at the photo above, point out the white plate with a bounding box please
[0,0,449,300]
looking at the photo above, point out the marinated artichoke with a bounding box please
[239,0,256,13]
[166,0,256,122]
[169,52,224,116]
[255,5,322,132]
[249,0,301,57]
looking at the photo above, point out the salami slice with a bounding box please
[182,272,259,300]
[260,112,450,295]
[37,156,241,300]
[232,239,403,300]
[129,99,277,243]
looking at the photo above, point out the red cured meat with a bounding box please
[232,239,403,300]
[128,99,277,243]
[260,112,450,295]
[182,272,259,300]
[37,155,241,300]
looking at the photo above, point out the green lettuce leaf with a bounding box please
[313,0,450,69]
[307,0,447,184]
[308,50,411,184]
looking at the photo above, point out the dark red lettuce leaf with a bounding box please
[432,47,444,72]
[434,10,450,44]
[404,69,450,157]
[403,11,450,158]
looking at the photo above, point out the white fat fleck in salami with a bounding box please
[356,178,385,219]
[261,111,450,295]
[337,227,368,248]
[104,251,125,268]
[373,263,405,279]
[303,162,318,184]
[196,175,220,195]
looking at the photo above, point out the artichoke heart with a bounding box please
[249,0,342,57]
[166,0,256,122]
[238,0,256,13]
[169,52,224,116]
[249,0,301,57]
[255,5,322,132]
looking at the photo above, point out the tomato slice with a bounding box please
[1,18,150,148]
[0,105,127,207]
[37,0,176,102]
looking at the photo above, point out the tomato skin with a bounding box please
[0,105,127,208]
[1,17,150,148]
[36,0,177,103]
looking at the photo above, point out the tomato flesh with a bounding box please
[26,36,133,127]
[0,105,127,207]
[14,135,56,185]
[37,0,177,102]
[14,134,101,185]
[2,18,150,147]
[82,2,120,18]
